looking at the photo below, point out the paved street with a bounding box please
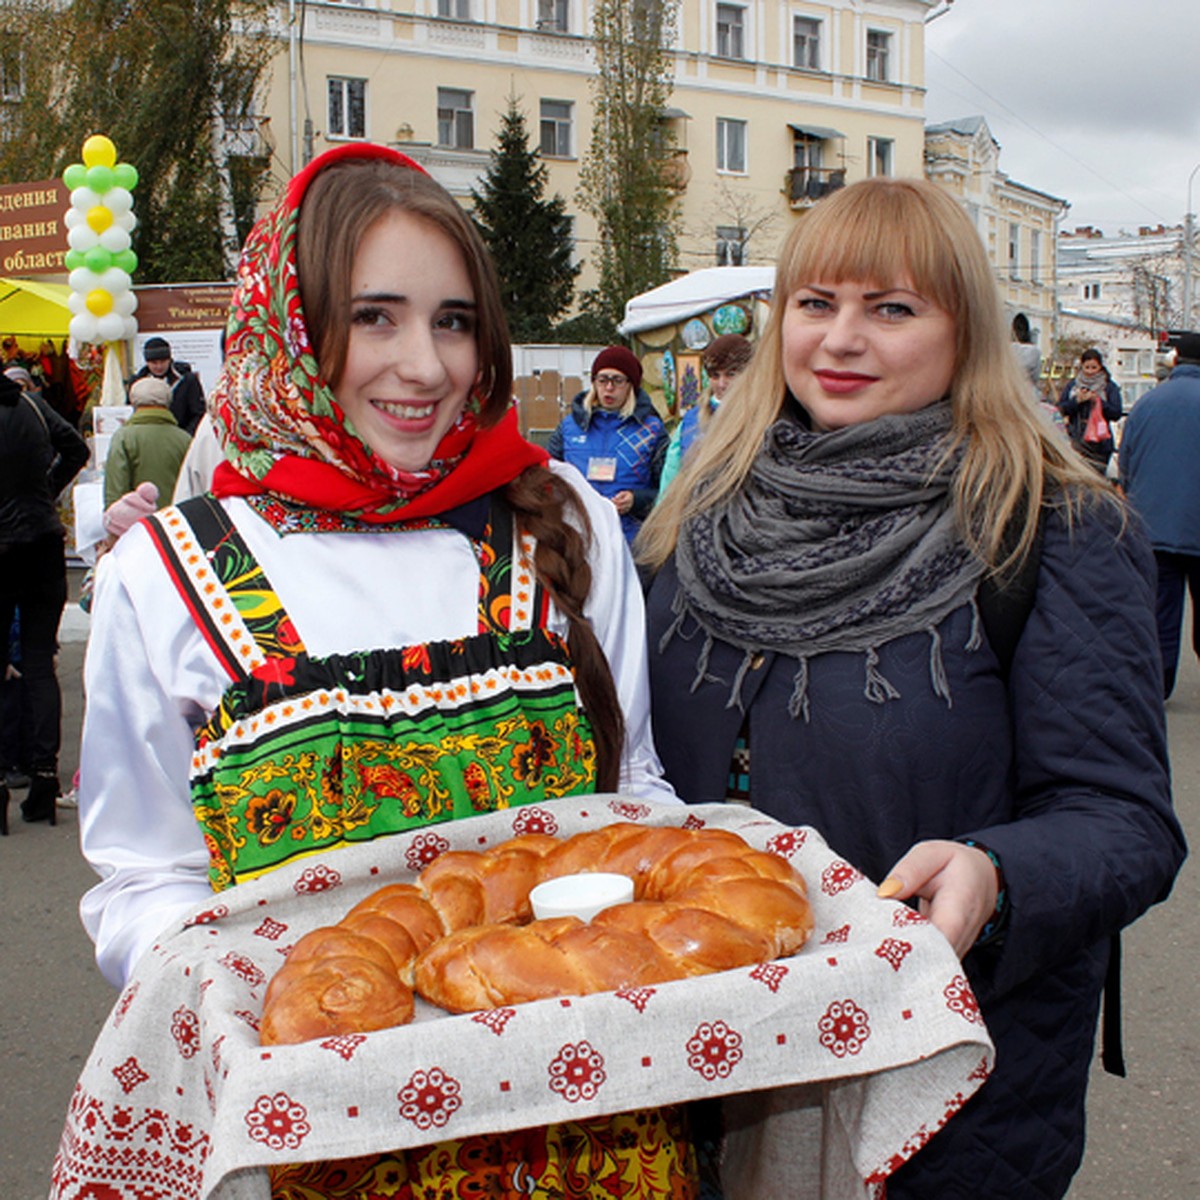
[1,598,1197,1199]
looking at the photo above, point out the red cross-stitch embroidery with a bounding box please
[818,999,871,1058]
[472,1007,516,1035]
[398,1067,462,1130]
[246,1092,311,1152]
[548,1041,607,1102]
[511,806,559,836]
[686,1021,743,1081]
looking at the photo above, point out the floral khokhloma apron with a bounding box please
[147,494,698,1200]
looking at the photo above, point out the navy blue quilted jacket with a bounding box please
[647,500,1185,1199]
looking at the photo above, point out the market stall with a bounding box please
[619,267,774,419]
[0,275,72,340]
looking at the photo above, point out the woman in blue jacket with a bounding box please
[548,345,667,546]
[638,178,1185,1200]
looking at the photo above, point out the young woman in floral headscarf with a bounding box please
[73,144,690,1198]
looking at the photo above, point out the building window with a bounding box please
[437,88,474,149]
[793,16,820,70]
[865,29,892,82]
[1029,229,1041,283]
[716,4,745,59]
[327,77,366,139]
[540,100,572,158]
[437,0,471,17]
[866,136,892,177]
[716,225,747,266]
[716,118,747,173]
[1008,222,1020,278]
[537,0,569,30]
[788,133,845,202]
[1083,282,1103,300]
[793,134,823,173]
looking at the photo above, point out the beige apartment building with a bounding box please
[923,115,1067,360]
[258,0,939,290]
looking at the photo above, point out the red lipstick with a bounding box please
[813,370,877,395]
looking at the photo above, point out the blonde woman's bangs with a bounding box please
[779,181,969,318]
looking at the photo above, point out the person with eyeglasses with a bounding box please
[548,345,668,547]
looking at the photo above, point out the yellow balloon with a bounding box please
[86,206,114,233]
[85,288,113,316]
[82,134,117,169]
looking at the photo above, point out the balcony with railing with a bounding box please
[785,166,845,207]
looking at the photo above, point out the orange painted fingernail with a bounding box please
[877,877,904,899]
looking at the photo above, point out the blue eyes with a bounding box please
[794,297,915,319]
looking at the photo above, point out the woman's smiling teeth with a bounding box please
[374,399,436,419]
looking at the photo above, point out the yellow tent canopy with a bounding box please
[0,275,72,339]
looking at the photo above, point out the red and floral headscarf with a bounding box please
[209,143,544,527]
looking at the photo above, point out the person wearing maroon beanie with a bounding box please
[547,345,667,547]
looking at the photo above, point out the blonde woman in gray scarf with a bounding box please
[638,177,1184,1200]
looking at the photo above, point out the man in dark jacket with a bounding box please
[0,369,89,826]
[1119,330,1200,697]
[128,336,206,436]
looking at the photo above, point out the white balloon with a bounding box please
[123,315,139,340]
[114,290,137,316]
[97,312,126,342]
[67,291,86,315]
[98,225,131,253]
[105,187,133,216]
[67,225,99,252]
[69,312,99,343]
[100,267,130,295]
[117,211,137,233]
[64,208,82,230]
[68,267,99,292]
[70,186,101,212]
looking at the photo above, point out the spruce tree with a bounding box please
[472,98,580,344]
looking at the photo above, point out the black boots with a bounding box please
[0,781,7,836]
[20,770,59,825]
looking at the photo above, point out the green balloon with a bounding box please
[84,245,114,272]
[115,248,138,274]
[65,249,85,270]
[86,164,115,193]
[63,163,87,189]
[114,162,138,190]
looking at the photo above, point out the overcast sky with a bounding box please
[923,0,1200,236]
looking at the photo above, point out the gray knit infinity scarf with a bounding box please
[662,400,986,717]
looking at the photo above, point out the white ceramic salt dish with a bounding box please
[529,872,634,923]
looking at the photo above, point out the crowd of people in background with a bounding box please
[0,333,208,827]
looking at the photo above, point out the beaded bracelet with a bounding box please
[961,838,1009,947]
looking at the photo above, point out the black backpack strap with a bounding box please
[1101,935,1126,1076]
[976,502,1045,679]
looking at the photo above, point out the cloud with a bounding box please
[924,0,1200,230]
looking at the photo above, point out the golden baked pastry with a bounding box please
[261,823,812,1045]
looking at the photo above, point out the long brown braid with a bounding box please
[504,465,625,793]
